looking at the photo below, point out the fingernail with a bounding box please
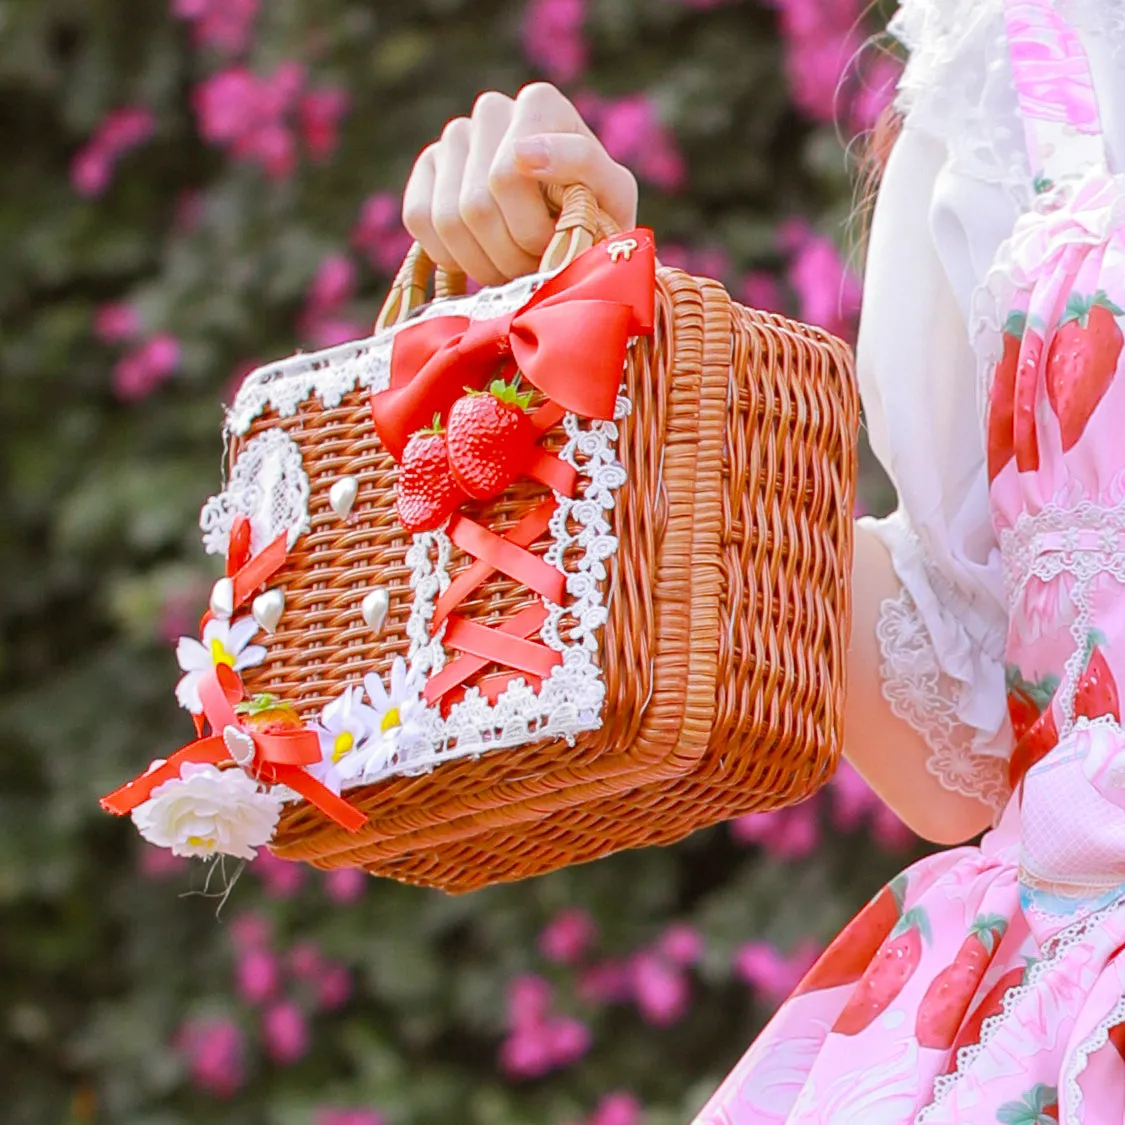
[513,138,551,172]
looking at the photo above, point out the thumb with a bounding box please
[512,132,638,233]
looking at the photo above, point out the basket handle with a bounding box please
[375,183,620,331]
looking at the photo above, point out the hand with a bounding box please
[402,83,638,286]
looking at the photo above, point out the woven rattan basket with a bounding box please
[102,185,858,889]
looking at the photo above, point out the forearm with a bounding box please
[841,522,994,845]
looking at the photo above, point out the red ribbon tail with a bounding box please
[100,736,228,816]
[274,766,368,832]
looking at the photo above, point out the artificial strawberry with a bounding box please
[1013,328,1045,473]
[1007,702,1060,790]
[941,962,1028,1076]
[995,1083,1059,1124]
[987,312,1025,481]
[396,417,466,532]
[1005,665,1058,743]
[1073,637,1121,722]
[914,914,1006,1049]
[1109,1019,1125,1060]
[234,693,304,735]
[792,876,904,996]
[831,907,929,1036]
[1046,290,1125,452]
[445,376,536,500]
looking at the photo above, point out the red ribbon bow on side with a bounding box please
[370,229,656,458]
[101,664,367,833]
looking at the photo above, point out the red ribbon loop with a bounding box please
[101,666,367,834]
[371,229,655,458]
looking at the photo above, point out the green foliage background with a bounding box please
[1,1,909,1122]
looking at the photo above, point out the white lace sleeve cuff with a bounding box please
[860,510,1012,816]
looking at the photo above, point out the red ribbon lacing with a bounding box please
[370,230,657,710]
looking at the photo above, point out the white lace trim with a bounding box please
[876,586,1011,816]
[889,0,1034,206]
[226,270,557,434]
[1000,499,1125,737]
[1065,992,1125,1118]
[353,395,629,783]
[917,891,1125,1119]
[199,429,310,556]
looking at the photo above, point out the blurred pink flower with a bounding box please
[138,843,190,878]
[730,801,820,859]
[289,942,324,980]
[316,962,353,1011]
[733,940,802,1003]
[307,318,365,349]
[590,1092,643,1125]
[235,947,279,1004]
[262,1001,309,1065]
[352,192,413,275]
[658,923,704,966]
[871,803,917,851]
[596,94,686,191]
[315,1112,388,1125]
[692,246,732,282]
[785,227,861,338]
[307,254,356,314]
[542,1015,592,1065]
[578,958,633,1005]
[630,951,689,1026]
[299,87,350,161]
[94,302,141,344]
[324,866,367,903]
[176,1017,244,1098]
[829,760,915,849]
[521,0,588,84]
[739,271,782,313]
[229,910,271,949]
[174,189,205,234]
[251,851,306,898]
[657,243,693,272]
[112,333,181,401]
[500,1025,555,1079]
[173,0,259,55]
[507,973,553,1028]
[539,908,597,964]
[851,54,902,132]
[70,106,155,196]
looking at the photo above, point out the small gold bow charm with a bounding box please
[607,237,639,263]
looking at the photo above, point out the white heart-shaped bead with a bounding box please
[222,724,256,768]
[209,577,234,619]
[329,475,359,520]
[361,588,390,634]
[252,588,285,634]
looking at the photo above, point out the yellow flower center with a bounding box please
[210,638,236,667]
[187,835,216,852]
[332,731,355,762]
[381,706,401,733]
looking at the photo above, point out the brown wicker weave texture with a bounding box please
[240,187,857,886]
[280,282,859,891]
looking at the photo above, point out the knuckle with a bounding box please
[431,203,464,240]
[472,90,512,120]
[459,184,495,226]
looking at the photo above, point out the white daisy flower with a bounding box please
[131,762,282,861]
[310,685,381,792]
[175,616,267,714]
[362,657,427,777]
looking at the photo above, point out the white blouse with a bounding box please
[856,0,1125,816]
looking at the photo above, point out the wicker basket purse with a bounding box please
[101,186,858,891]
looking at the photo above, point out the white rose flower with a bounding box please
[175,616,267,714]
[309,685,380,792]
[131,762,282,861]
[362,657,428,778]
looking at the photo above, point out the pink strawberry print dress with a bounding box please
[695,1,1125,1122]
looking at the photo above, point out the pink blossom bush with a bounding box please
[112,333,181,401]
[315,1111,388,1125]
[589,1092,643,1125]
[630,949,690,1026]
[324,866,367,904]
[539,908,598,964]
[262,1000,309,1065]
[71,107,155,196]
[172,0,259,55]
[176,1017,244,1097]
[733,940,818,1005]
[500,973,592,1078]
[730,799,821,859]
[250,851,307,898]
[782,220,862,339]
[93,302,141,344]
[352,192,413,275]
[658,923,704,966]
[299,87,351,162]
[235,947,280,1005]
[586,93,687,191]
[521,0,588,84]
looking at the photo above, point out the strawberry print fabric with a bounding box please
[693,5,1125,1123]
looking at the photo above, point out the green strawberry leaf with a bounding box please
[234,693,295,717]
[487,375,534,411]
[1060,289,1093,328]
[1029,1084,1057,1113]
[893,906,931,944]
[1033,174,1055,196]
[1005,665,1059,710]
[1092,289,1125,318]
[889,873,908,913]
[1003,310,1028,339]
[1083,628,1108,668]
[972,914,1008,954]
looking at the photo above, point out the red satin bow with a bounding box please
[101,665,367,833]
[370,229,656,459]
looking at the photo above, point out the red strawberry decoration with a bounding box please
[1005,665,1059,743]
[396,416,466,532]
[1073,634,1121,722]
[1012,327,1045,473]
[234,693,304,735]
[1109,1019,1125,1060]
[914,914,1006,1049]
[445,377,536,500]
[1046,289,1125,452]
[996,1083,1058,1124]
[941,961,1029,1076]
[988,312,1027,481]
[792,876,905,996]
[831,907,929,1036]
